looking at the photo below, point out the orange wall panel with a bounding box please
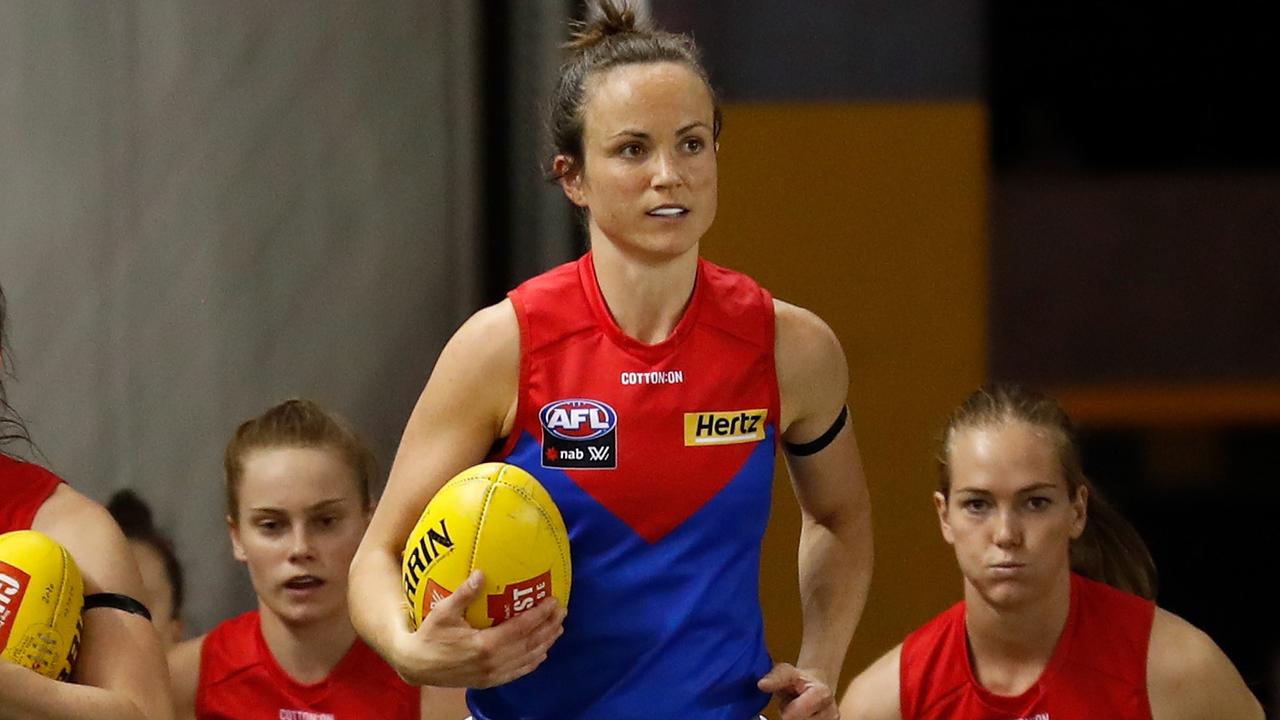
[701,102,988,689]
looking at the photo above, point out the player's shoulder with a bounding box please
[1149,607,1222,672]
[1147,608,1264,720]
[772,299,848,429]
[773,299,837,342]
[30,484,135,594]
[773,299,845,375]
[456,299,518,342]
[840,643,904,720]
[439,299,519,370]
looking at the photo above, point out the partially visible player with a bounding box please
[166,399,467,720]
[1,282,174,720]
[839,384,1263,720]
[108,489,186,649]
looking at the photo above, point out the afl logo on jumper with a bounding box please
[540,398,618,469]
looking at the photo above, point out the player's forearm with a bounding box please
[0,662,148,720]
[795,507,873,685]
[349,541,413,669]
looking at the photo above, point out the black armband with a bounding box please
[784,405,848,457]
[83,592,152,621]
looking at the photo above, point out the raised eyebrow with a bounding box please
[677,122,711,136]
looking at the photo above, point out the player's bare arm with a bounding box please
[1147,608,1263,720]
[838,644,903,720]
[10,485,175,720]
[349,300,564,688]
[762,300,874,719]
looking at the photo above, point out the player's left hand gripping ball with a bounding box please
[402,462,571,629]
[0,530,84,679]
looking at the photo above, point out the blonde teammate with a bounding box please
[166,399,467,720]
[840,384,1263,720]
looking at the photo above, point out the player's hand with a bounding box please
[758,662,838,720]
[393,570,565,688]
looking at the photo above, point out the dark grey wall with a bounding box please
[651,0,984,101]
[0,1,483,634]
[992,176,1280,384]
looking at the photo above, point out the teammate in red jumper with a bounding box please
[348,2,872,718]
[839,384,1263,720]
[166,399,467,720]
[0,283,174,720]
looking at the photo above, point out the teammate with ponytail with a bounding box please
[839,384,1262,720]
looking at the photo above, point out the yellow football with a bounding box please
[0,530,84,680]
[402,462,571,629]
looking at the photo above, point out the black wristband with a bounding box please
[784,405,848,457]
[83,592,152,621]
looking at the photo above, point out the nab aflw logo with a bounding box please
[540,398,618,470]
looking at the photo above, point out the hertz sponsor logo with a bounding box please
[684,409,767,446]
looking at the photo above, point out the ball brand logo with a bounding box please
[402,519,454,604]
[540,398,618,470]
[540,399,617,441]
[0,562,31,649]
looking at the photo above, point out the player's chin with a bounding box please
[977,577,1039,609]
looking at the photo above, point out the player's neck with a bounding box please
[962,572,1071,695]
[590,241,698,345]
[258,605,357,685]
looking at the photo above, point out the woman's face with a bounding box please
[228,446,370,628]
[560,61,718,262]
[936,421,1087,611]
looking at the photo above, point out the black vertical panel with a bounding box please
[480,1,514,305]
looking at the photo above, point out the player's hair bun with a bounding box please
[565,0,652,52]
[106,489,156,536]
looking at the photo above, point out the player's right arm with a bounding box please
[2,485,174,720]
[838,644,903,720]
[166,635,204,720]
[348,300,565,689]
